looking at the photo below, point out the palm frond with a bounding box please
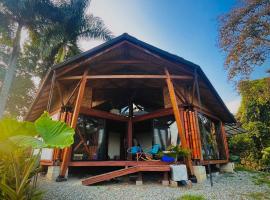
[79,14,113,41]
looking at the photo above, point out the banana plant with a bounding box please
[0,111,75,200]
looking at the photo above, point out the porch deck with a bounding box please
[40,159,228,167]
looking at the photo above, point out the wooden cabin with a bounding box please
[26,33,235,185]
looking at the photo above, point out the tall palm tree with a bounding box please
[0,0,60,118]
[39,0,113,67]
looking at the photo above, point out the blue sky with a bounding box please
[78,0,269,114]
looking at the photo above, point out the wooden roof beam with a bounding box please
[59,74,193,81]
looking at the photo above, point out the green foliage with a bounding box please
[35,112,74,148]
[245,192,270,200]
[0,0,112,118]
[252,172,270,188]
[218,0,270,83]
[158,145,191,162]
[0,112,75,199]
[230,78,270,170]
[229,133,254,156]
[177,194,205,200]
[166,145,191,158]
[262,147,270,166]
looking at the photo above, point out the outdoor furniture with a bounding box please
[127,144,161,161]
[127,146,143,161]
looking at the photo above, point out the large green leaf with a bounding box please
[9,135,46,149]
[0,118,37,142]
[34,112,75,149]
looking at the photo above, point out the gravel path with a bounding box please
[38,171,270,200]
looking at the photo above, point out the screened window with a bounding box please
[197,113,226,160]
[72,115,107,161]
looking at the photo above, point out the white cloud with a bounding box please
[225,98,241,114]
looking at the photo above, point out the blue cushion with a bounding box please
[131,146,141,154]
[150,144,160,154]
[161,155,175,162]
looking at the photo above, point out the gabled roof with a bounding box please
[25,33,236,123]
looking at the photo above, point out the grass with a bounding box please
[234,164,258,173]
[245,192,270,200]
[252,172,270,188]
[176,194,206,200]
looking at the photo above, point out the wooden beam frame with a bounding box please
[59,74,193,81]
[127,118,133,160]
[80,107,128,122]
[59,69,89,177]
[133,107,173,122]
[164,69,187,148]
[165,68,194,175]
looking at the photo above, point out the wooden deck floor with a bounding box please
[68,160,171,167]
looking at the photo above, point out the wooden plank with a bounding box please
[102,60,149,64]
[80,107,129,122]
[56,81,64,107]
[60,69,89,177]
[47,70,56,112]
[82,166,139,185]
[202,160,228,165]
[40,160,54,166]
[125,41,194,76]
[59,74,193,81]
[56,41,127,77]
[133,107,173,122]
[138,166,170,171]
[68,161,169,167]
[193,106,221,121]
[25,70,52,121]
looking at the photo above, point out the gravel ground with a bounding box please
[38,171,270,200]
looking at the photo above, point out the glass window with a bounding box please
[197,113,226,160]
[152,116,179,150]
[72,115,107,161]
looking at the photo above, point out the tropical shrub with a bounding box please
[0,112,75,200]
[262,147,270,167]
[229,78,270,171]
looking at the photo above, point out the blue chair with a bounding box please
[127,146,142,161]
[149,144,160,155]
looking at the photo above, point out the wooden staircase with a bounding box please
[82,165,170,186]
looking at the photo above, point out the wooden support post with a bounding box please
[58,69,89,180]
[165,69,187,148]
[47,70,56,112]
[127,118,133,160]
[221,122,229,160]
[165,68,194,175]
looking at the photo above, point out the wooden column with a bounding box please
[221,122,229,161]
[127,118,133,160]
[59,69,89,178]
[165,69,193,175]
[165,69,187,147]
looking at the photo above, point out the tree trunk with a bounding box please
[0,23,23,118]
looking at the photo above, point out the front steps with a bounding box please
[81,165,170,186]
